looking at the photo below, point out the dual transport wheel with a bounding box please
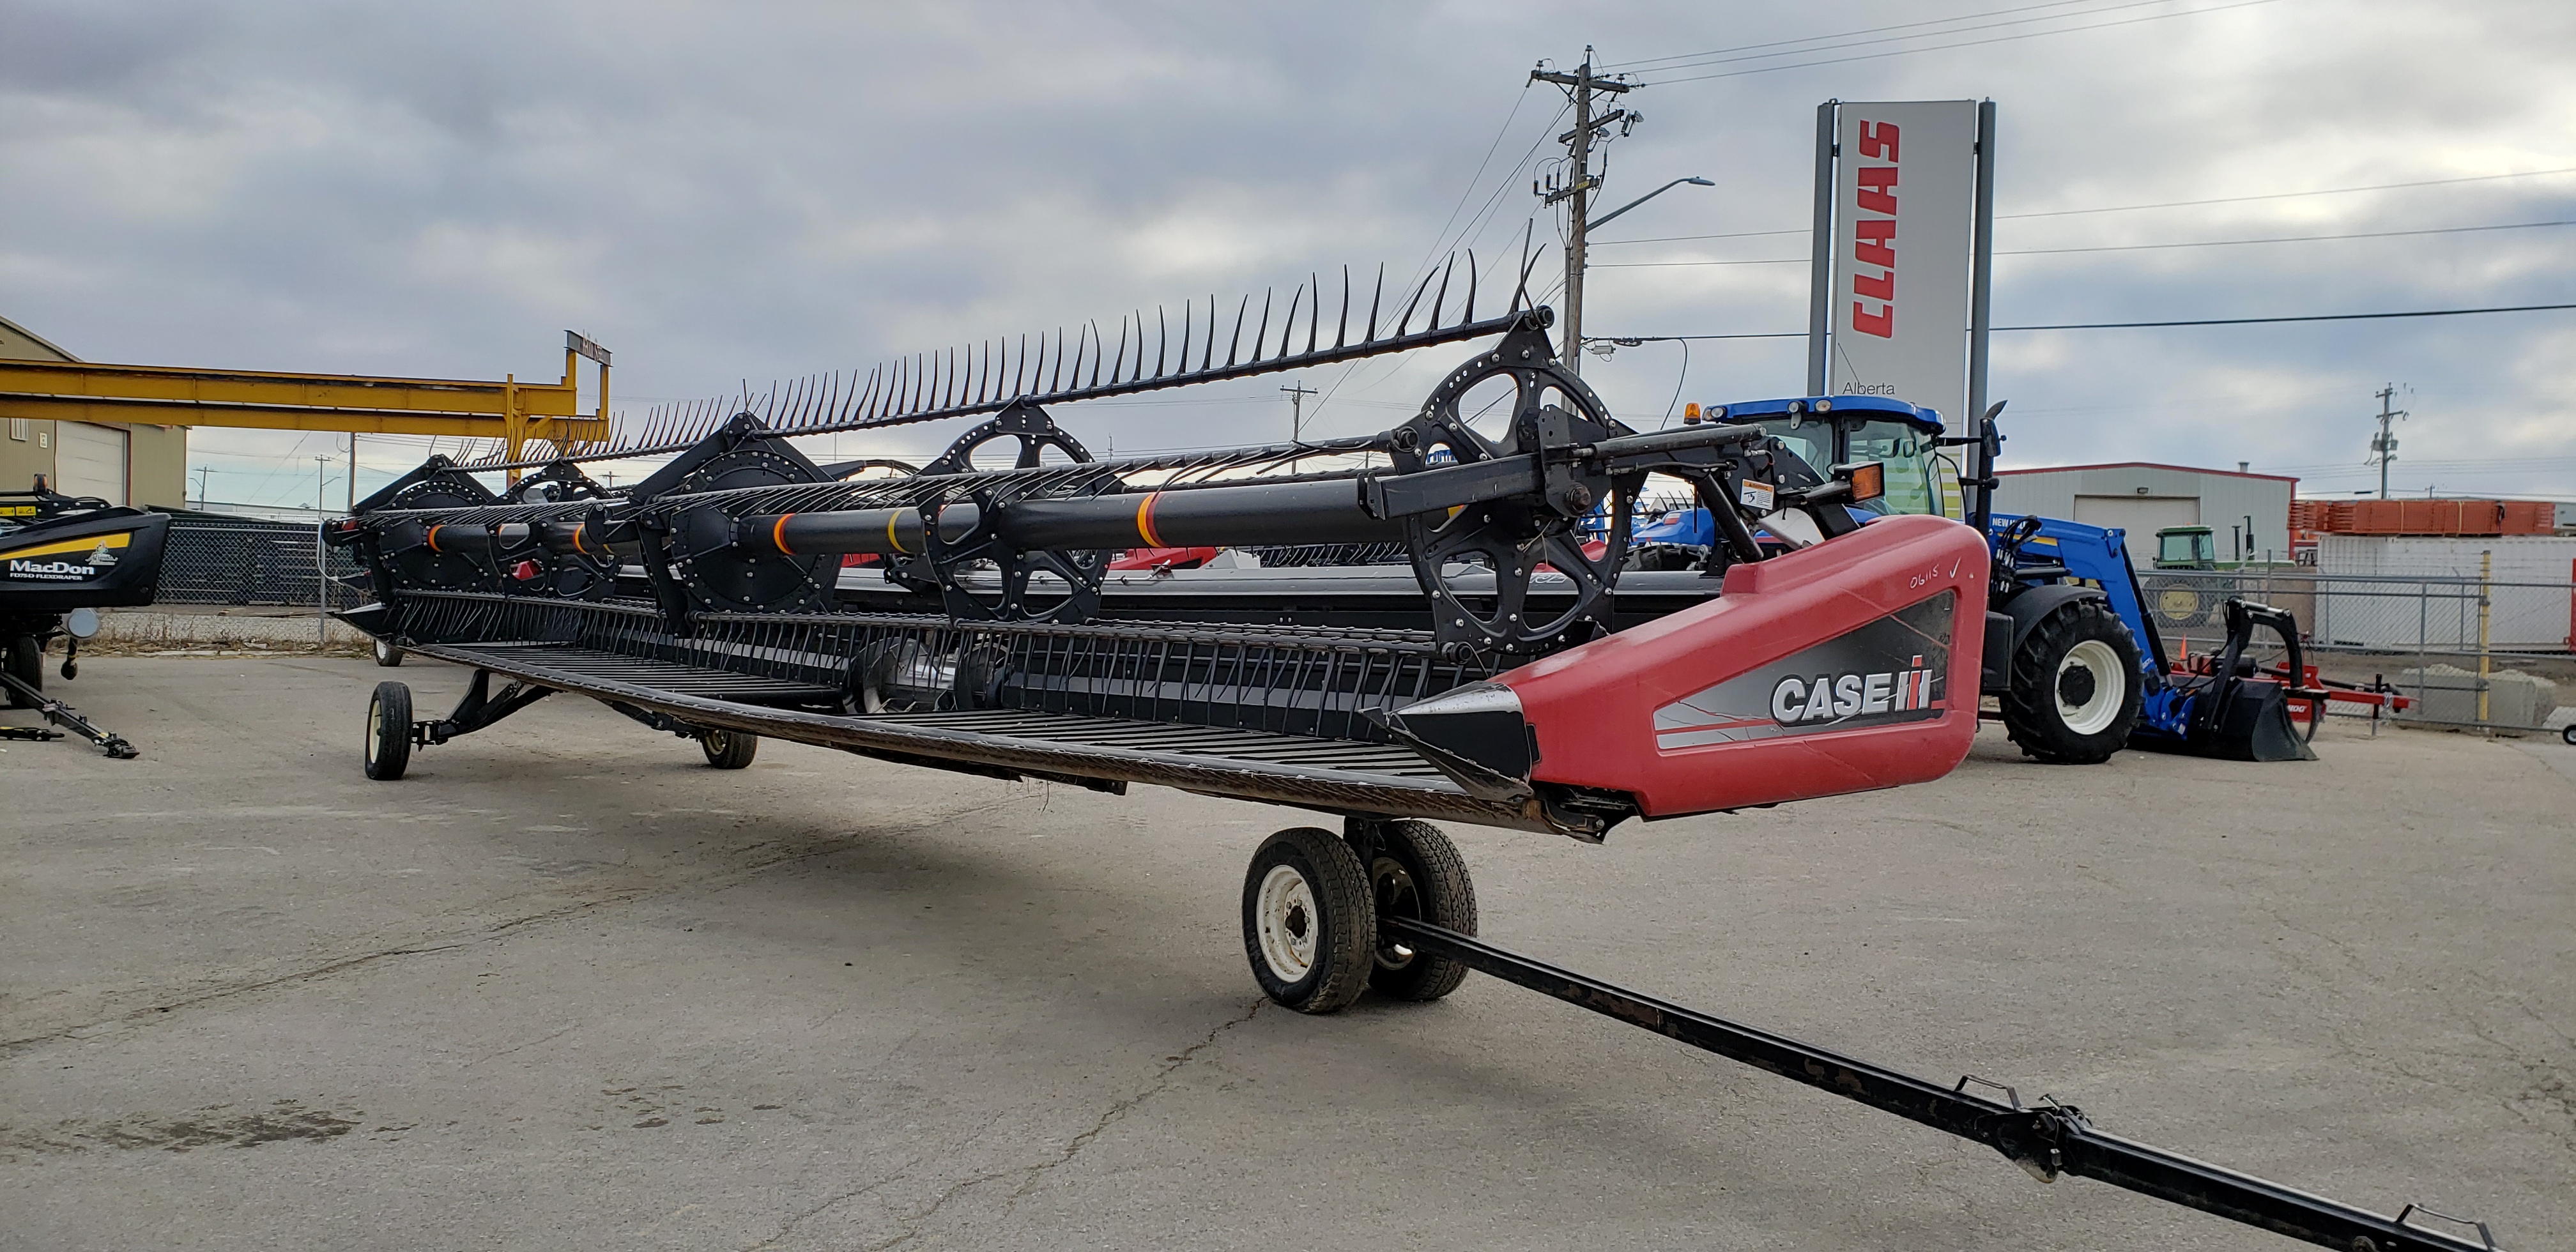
[2003,598,2144,765]
[1240,820,1476,1014]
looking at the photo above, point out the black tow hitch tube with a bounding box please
[0,669,137,759]
[1381,917,2501,1252]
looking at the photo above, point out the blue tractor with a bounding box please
[1630,396,2317,763]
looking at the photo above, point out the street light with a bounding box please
[1588,176,1715,232]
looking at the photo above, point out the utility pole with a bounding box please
[346,434,358,512]
[314,455,332,646]
[192,466,209,508]
[1532,48,1635,376]
[1281,380,1319,443]
[2370,384,2407,500]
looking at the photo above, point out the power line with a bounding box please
[1591,167,2576,250]
[1593,217,2576,266]
[1596,301,2576,341]
[1995,301,2576,330]
[1600,0,2108,71]
[2000,217,2576,255]
[1617,0,2195,79]
[1999,165,2576,221]
[1641,0,2280,85]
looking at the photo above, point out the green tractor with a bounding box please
[2143,525,2219,629]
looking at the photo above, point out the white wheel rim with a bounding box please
[2056,639,2126,736]
[1254,862,1319,984]
[366,696,382,765]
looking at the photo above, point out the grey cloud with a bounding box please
[3,0,2573,502]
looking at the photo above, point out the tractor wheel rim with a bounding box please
[1254,863,1319,984]
[2057,639,2126,736]
[366,696,381,765]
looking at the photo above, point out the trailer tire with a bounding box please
[1368,820,1477,1002]
[4,636,39,708]
[2003,599,2141,765]
[699,728,758,769]
[365,681,413,781]
[1242,827,1377,1014]
[373,637,406,667]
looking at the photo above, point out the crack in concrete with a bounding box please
[1,795,1027,1057]
[737,1152,932,1251]
[852,998,1268,1251]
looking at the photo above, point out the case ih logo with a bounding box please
[1850,120,1898,338]
[1652,591,1953,750]
[1770,660,1938,726]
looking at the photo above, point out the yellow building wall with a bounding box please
[0,314,189,507]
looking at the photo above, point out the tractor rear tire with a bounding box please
[2003,599,2142,765]
[365,681,413,781]
[1241,827,1377,1014]
[699,728,758,769]
[4,636,39,708]
[1368,820,1478,1002]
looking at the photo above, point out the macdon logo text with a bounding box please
[8,559,97,579]
[1770,655,1936,726]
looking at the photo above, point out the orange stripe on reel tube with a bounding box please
[1135,492,1167,548]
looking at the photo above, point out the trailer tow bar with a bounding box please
[1380,916,2501,1252]
[0,669,138,759]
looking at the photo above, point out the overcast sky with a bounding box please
[4,0,2573,508]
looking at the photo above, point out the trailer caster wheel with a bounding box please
[373,637,406,668]
[699,728,758,769]
[1369,820,1477,1002]
[1242,827,1377,1014]
[365,681,413,781]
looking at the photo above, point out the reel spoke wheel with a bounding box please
[1391,328,1635,655]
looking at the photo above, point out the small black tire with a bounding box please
[1242,827,1377,1014]
[2562,724,2575,747]
[4,635,42,708]
[699,728,758,769]
[365,681,413,781]
[2002,598,2143,765]
[373,637,406,668]
[1368,820,1478,1001]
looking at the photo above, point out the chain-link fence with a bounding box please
[2131,567,2573,735]
[158,519,367,610]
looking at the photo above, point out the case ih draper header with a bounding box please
[325,261,2501,1251]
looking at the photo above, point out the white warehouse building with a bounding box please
[1989,462,2297,568]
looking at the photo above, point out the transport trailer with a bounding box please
[0,482,163,755]
[325,282,2504,1249]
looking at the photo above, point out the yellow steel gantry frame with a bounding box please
[0,332,615,477]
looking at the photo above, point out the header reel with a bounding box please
[337,309,1848,659]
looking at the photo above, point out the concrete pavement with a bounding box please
[3,657,2569,1250]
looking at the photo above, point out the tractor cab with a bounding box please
[1701,396,1948,518]
[2153,526,2218,570]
